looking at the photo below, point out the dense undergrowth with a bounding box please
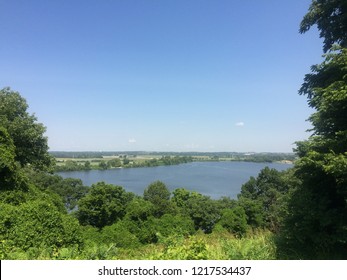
[1,229,276,260]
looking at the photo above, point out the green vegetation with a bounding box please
[275,0,347,259]
[1,0,347,260]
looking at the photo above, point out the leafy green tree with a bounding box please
[282,49,347,258]
[238,197,265,228]
[172,188,220,233]
[216,206,248,237]
[98,161,108,170]
[107,159,121,168]
[238,167,295,232]
[84,161,91,170]
[122,198,158,244]
[29,172,88,211]
[280,0,347,259]
[77,182,134,228]
[143,181,172,217]
[300,0,347,52]
[125,197,154,222]
[0,88,53,170]
[0,126,26,190]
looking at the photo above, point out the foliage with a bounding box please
[238,168,297,232]
[216,207,248,237]
[151,235,208,260]
[100,222,141,248]
[125,197,155,222]
[143,181,172,217]
[0,87,54,171]
[300,0,347,52]
[218,231,277,260]
[172,188,221,233]
[155,214,195,238]
[77,182,134,228]
[280,0,347,258]
[0,199,83,257]
[27,171,88,211]
[0,126,27,190]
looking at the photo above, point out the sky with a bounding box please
[0,0,324,152]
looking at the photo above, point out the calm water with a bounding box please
[57,161,292,199]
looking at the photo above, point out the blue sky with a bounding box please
[0,0,323,152]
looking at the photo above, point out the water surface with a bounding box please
[58,161,292,199]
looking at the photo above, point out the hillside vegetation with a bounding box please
[1,0,347,259]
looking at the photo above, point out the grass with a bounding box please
[99,230,277,260]
[2,230,277,260]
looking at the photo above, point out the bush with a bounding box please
[0,200,83,256]
[216,206,248,237]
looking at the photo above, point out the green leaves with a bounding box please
[0,200,83,254]
[143,181,172,217]
[0,88,53,171]
[280,2,347,258]
[77,182,133,228]
[300,0,347,52]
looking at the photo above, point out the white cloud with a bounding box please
[128,138,137,143]
[235,122,245,127]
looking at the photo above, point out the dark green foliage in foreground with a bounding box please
[280,49,347,259]
[278,0,347,259]
[0,182,83,259]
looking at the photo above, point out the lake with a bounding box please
[57,161,292,199]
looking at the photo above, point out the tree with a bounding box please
[143,181,172,217]
[238,167,295,232]
[281,0,347,258]
[0,88,53,171]
[172,188,220,233]
[98,161,108,170]
[29,172,88,211]
[107,159,121,168]
[300,0,347,52]
[77,182,134,228]
[283,49,347,258]
[0,126,21,189]
[216,206,248,237]
[125,197,154,222]
[84,161,91,170]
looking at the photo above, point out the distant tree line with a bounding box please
[54,156,194,172]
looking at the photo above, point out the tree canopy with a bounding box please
[0,87,53,171]
[280,0,347,259]
[300,0,347,52]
